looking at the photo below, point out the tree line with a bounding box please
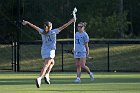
[0,0,140,41]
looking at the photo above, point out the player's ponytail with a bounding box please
[83,22,87,27]
[79,22,87,27]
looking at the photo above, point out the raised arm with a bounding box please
[58,18,76,32]
[22,20,41,32]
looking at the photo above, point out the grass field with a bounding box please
[0,72,140,93]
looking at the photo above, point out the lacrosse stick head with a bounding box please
[87,56,94,60]
[73,7,77,20]
[73,7,77,14]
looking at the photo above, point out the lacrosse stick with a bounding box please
[72,7,77,52]
[87,56,94,60]
[64,49,94,60]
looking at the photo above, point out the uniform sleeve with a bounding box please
[38,28,45,34]
[84,33,89,42]
[51,28,60,34]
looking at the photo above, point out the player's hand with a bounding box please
[22,20,29,25]
[71,18,76,22]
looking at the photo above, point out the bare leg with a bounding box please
[80,58,91,74]
[36,58,53,88]
[39,58,53,78]
[80,58,94,81]
[45,59,55,76]
[75,58,81,78]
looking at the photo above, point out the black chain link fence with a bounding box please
[0,43,12,71]
[0,40,140,72]
[0,0,140,72]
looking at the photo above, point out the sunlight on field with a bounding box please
[0,72,140,93]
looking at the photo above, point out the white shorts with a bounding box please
[41,49,55,59]
[74,52,87,58]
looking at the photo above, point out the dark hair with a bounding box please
[43,21,52,31]
[43,21,50,27]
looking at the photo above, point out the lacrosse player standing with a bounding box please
[74,22,94,83]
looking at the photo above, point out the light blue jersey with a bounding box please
[38,28,60,59]
[75,31,89,53]
[39,28,59,50]
[74,31,89,58]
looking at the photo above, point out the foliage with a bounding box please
[87,12,130,38]
[0,0,140,41]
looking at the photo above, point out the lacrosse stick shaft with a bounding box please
[74,22,76,51]
[72,7,77,52]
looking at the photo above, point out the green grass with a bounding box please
[0,72,140,93]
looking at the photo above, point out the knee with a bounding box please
[43,63,49,68]
[81,64,86,69]
[51,62,55,66]
[51,59,55,65]
[76,64,81,68]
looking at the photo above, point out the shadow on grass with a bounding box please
[38,88,140,92]
[0,77,140,85]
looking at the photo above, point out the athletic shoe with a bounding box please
[89,72,94,81]
[74,78,81,83]
[36,77,41,88]
[44,75,50,84]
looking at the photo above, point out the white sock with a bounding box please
[45,73,49,77]
[90,72,93,75]
[77,77,80,80]
[38,77,42,80]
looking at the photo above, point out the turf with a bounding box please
[0,72,140,93]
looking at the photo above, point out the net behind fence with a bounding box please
[16,42,140,72]
[0,41,140,72]
[109,44,140,72]
[0,44,12,70]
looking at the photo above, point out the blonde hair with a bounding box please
[79,22,87,27]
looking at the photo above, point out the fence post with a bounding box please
[12,42,15,71]
[13,41,17,72]
[17,42,20,72]
[61,43,64,72]
[16,0,21,72]
[107,42,110,72]
[12,41,20,72]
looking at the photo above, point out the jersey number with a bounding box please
[47,35,52,41]
[76,39,80,44]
